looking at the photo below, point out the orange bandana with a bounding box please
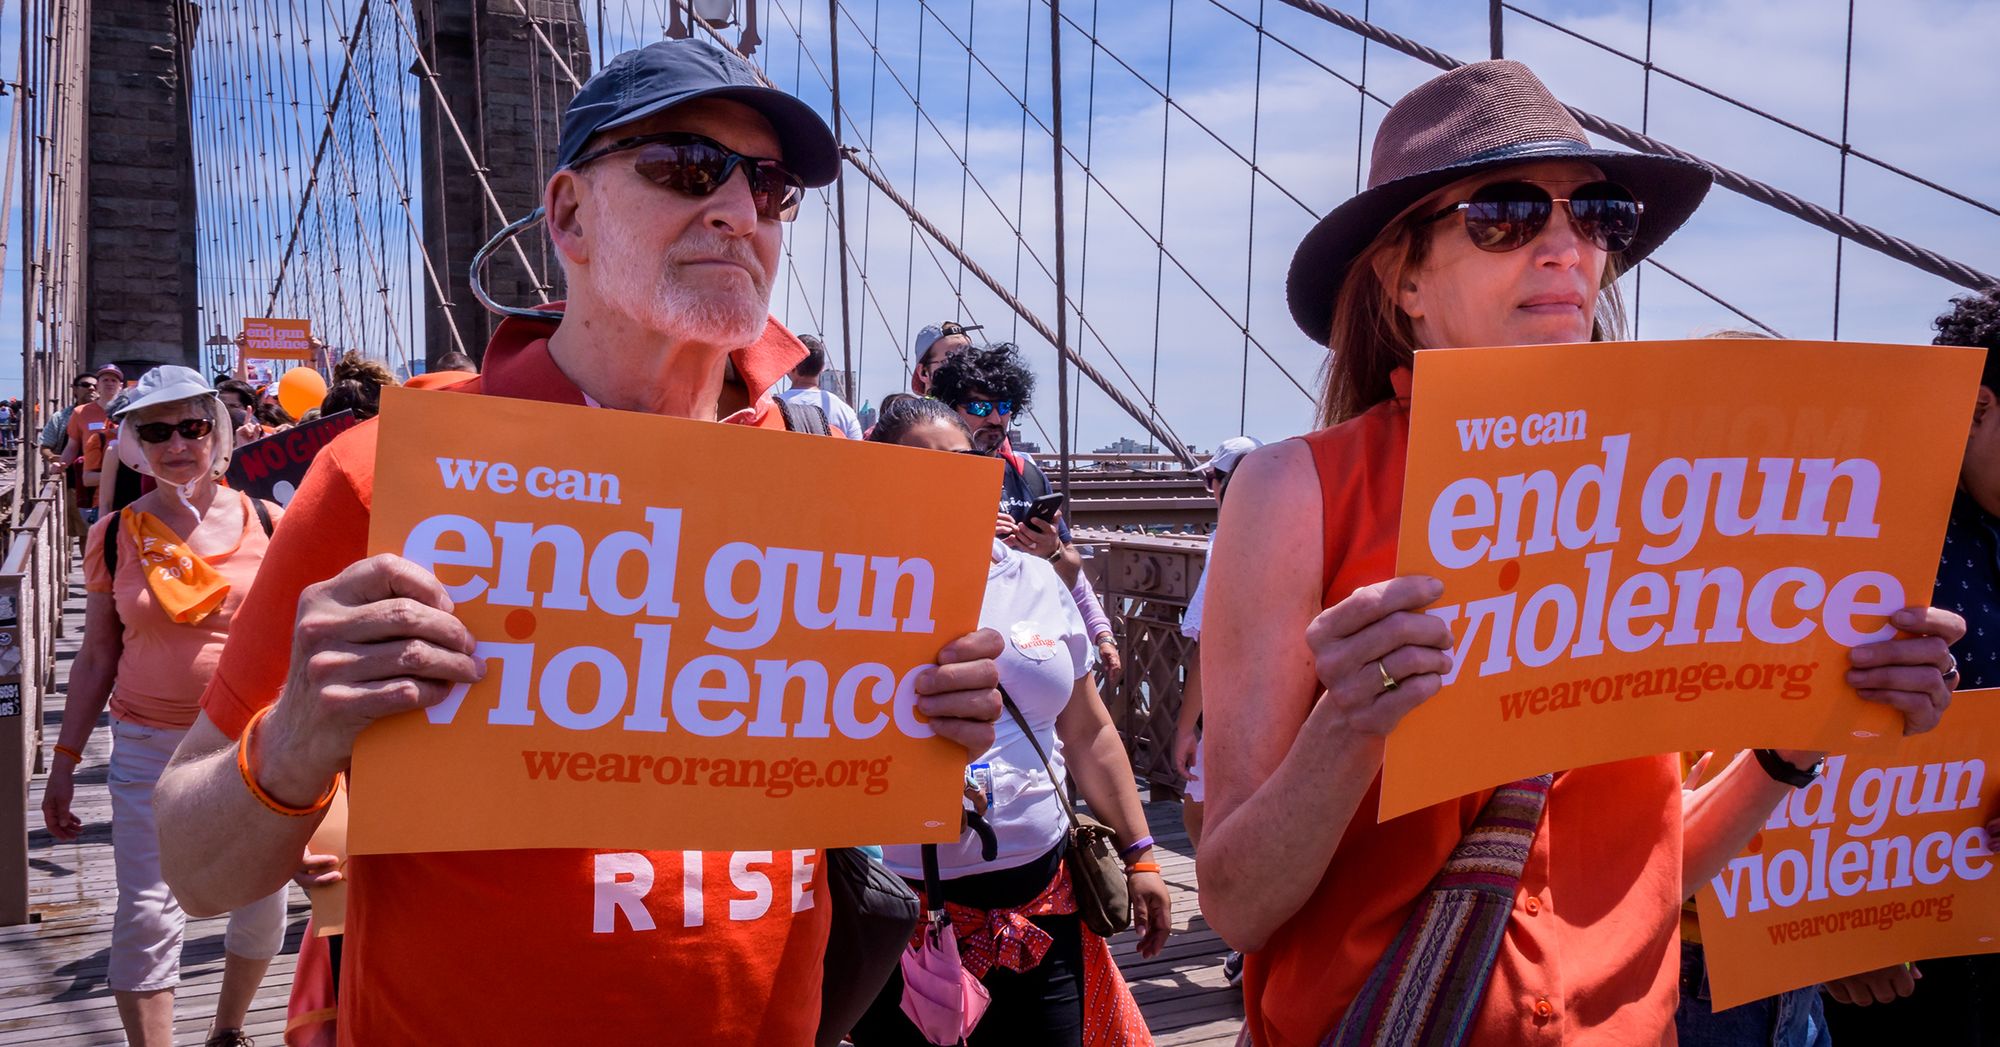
[120,508,230,623]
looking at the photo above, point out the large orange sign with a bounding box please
[1694,690,2000,1009]
[240,317,314,360]
[1383,340,1982,819]
[351,387,1000,855]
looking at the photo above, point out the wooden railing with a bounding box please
[1076,528,1209,794]
[0,476,70,925]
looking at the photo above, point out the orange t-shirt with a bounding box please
[85,490,273,730]
[67,401,110,470]
[1240,374,1682,1047]
[201,311,831,1045]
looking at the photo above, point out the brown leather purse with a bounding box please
[1000,686,1131,937]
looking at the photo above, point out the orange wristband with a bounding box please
[1125,861,1162,875]
[237,706,338,817]
[52,743,84,764]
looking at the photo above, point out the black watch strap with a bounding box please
[1753,748,1821,788]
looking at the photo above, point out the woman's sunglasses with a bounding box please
[956,399,1013,419]
[135,418,214,444]
[569,131,806,222]
[1420,180,1644,254]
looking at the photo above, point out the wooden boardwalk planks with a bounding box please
[2,574,1244,1044]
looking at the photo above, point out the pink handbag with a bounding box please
[898,845,990,1044]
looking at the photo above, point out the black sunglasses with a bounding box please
[955,399,1013,419]
[135,418,214,444]
[1420,180,1643,254]
[569,131,806,222]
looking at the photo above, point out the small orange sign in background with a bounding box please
[352,387,1001,855]
[1384,340,1982,819]
[240,317,314,360]
[1694,690,2000,1009]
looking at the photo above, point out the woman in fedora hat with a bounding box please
[1192,61,1965,1046]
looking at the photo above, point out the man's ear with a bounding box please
[1976,384,1996,426]
[546,169,592,267]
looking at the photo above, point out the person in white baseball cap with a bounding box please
[43,363,286,1047]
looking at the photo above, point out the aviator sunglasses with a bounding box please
[135,418,214,444]
[1420,180,1644,254]
[568,131,806,222]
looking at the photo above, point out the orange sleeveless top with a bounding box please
[1241,376,1682,1047]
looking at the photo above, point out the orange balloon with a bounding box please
[277,366,328,419]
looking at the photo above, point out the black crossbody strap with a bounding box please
[998,685,1082,831]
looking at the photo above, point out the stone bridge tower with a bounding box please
[413,0,590,368]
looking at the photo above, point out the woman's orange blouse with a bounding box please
[1240,373,1682,1047]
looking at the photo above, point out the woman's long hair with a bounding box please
[1314,216,1629,429]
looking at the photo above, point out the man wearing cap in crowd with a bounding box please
[153,38,1005,1045]
[58,364,128,524]
[909,319,981,396]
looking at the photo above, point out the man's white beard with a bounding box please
[594,220,772,348]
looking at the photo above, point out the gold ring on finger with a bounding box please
[1377,660,1399,692]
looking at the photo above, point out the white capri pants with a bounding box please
[108,717,288,993]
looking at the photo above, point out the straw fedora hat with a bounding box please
[1285,60,1713,346]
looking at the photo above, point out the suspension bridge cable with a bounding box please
[845,148,1194,463]
[317,0,469,357]
[378,0,553,303]
[1272,0,1998,290]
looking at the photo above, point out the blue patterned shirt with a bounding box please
[1934,490,2000,690]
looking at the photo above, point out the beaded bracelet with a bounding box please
[1119,835,1155,860]
[51,743,84,764]
[1125,861,1162,875]
[237,706,339,817]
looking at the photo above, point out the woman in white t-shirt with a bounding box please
[853,397,1170,1047]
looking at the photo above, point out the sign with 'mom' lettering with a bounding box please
[1694,690,2000,1009]
[351,387,1001,855]
[1381,339,1983,819]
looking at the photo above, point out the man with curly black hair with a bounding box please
[931,343,1084,589]
[1823,285,2000,1044]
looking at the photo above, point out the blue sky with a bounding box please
[6,0,1995,456]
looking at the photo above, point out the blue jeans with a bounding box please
[1676,941,1830,1047]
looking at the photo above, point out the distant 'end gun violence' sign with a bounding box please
[1695,690,2000,1009]
[352,386,1002,855]
[1382,339,1985,820]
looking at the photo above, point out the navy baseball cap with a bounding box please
[556,38,839,187]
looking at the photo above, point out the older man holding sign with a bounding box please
[152,40,1004,1045]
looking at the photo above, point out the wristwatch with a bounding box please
[1753,748,1824,788]
[1046,545,1065,563]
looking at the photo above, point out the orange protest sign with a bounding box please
[351,387,1000,855]
[1383,340,1982,819]
[1694,691,2000,1009]
[240,317,314,361]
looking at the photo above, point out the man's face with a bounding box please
[951,386,1012,453]
[71,379,96,405]
[95,375,121,403]
[572,99,786,348]
[219,391,253,426]
[911,334,971,395]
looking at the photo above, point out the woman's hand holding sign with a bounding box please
[258,554,487,807]
[1305,575,1456,738]
[1845,606,1965,736]
[912,628,1004,757]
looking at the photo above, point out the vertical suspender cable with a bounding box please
[1833,0,1855,339]
[1488,0,1502,59]
[825,0,856,393]
[1046,0,1070,498]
